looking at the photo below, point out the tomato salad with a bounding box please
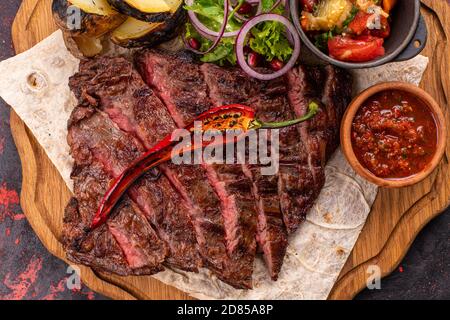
[300,0,397,62]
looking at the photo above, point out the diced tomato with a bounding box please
[348,12,390,38]
[300,0,318,12]
[328,35,385,62]
[348,11,371,35]
[370,16,391,38]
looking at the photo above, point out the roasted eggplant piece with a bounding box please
[111,6,186,48]
[107,0,183,22]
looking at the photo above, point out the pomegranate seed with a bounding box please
[238,2,252,15]
[248,52,260,68]
[188,38,200,50]
[270,58,284,71]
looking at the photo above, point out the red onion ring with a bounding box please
[235,13,300,80]
[186,0,239,38]
[185,0,230,54]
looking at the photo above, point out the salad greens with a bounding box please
[185,22,237,65]
[184,0,293,66]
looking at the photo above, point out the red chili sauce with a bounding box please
[351,90,438,179]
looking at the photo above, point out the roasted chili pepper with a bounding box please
[91,102,319,230]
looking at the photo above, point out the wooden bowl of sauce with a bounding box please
[341,82,447,188]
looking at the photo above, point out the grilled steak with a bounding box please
[67,58,201,273]
[64,108,167,275]
[137,50,258,288]
[64,51,352,288]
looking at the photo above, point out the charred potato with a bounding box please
[61,32,105,58]
[107,0,183,23]
[52,0,125,37]
[111,5,186,48]
[53,0,125,57]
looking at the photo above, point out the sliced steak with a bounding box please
[129,174,202,272]
[69,57,202,272]
[65,52,352,288]
[136,50,211,128]
[67,105,168,273]
[69,56,174,149]
[63,161,165,275]
[200,63,295,279]
[282,65,352,232]
[138,50,258,288]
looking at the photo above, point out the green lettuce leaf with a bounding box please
[249,19,293,62]
[184,0,292,66]
[185,22,236,66]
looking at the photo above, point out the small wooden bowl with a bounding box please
[341,82,447,188]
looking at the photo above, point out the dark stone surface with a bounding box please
[0,0,448,300]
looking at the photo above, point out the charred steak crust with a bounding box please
[64,52,352,288]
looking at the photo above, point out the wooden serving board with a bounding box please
[9,0,450,300]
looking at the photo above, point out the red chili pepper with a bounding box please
[90,102,319,230]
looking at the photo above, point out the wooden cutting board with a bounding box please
[9,0,450,300]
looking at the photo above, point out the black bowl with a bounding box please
[290,0,427,69]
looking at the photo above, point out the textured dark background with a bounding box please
[0,0,448,300]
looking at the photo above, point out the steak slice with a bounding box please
[69,57,202,272]
[69,56,174,150]
[200,63,295,279]
[136,50,211,128]
[321,65,353,160]
[138,50,258,288]
[64,161,165,275]
[162,164,252,288]
[129,174,202,272]
[67,105,168,273]
[282,65,352,231]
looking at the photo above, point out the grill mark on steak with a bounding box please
[69,57,202,272]
[138,50,257,288]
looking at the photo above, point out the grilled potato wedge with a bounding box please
[61,32,104,58]
[53,0,125,37]
[52,0,125,57]
[107,0,183,22]
[111,6,186,48]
